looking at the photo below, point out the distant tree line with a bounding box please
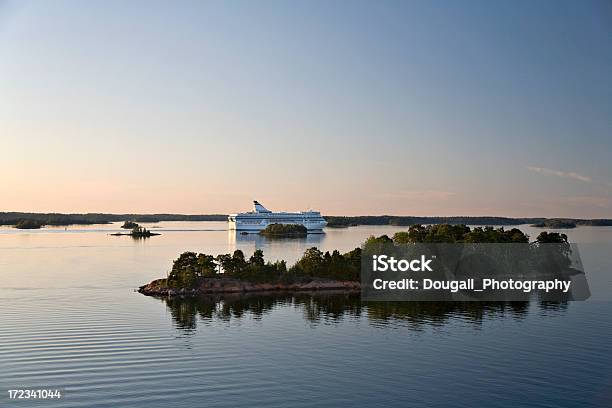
[324,215,612,228]
[0,212,227,227]
[531,219,577,229]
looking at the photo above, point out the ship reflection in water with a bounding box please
[158,292,569,333]
[227,227,326,264]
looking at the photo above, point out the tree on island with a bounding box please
[166,244,358,288]
[166,252,217,288]
[260,223,307,237]
[535,231,568,244]
[129,226,159,238]
[532,232,572,272]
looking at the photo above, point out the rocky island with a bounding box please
[112,225,160,238]
[139,224,573,298]
[139,243,362,297]
[139,277,360,296]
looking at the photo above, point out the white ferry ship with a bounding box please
[228,201,327,232]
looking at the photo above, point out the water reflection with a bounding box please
[160,292,569,332]
[228,230,325,257]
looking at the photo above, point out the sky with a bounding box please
[1,0,611,217]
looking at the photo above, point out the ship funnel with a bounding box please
[253,200,271,213]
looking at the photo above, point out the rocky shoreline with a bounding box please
[138,277,361,297]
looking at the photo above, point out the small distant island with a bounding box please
[14,219,44,229]
[112,224,160,238]
[139,224,570,297]
[121,221,140,229]
[531,219,577,229]
[259,223,307,237]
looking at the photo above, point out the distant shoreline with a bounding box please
[2,212,611,228]
[1,212,226,228]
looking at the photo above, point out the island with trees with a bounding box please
[14,219,44,229]
[139,224,573,297]
[259,223,308,237]
[112,225,160,238]
[121,221,140,229]
[531,219,577,229]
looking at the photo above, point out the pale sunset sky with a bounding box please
[1,0,611,217]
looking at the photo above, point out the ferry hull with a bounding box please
[228,219,326,232]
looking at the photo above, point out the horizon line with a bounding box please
[1,210,610,221]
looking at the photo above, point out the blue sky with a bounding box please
[1,0,611,216]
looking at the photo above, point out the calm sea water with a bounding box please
[1,222,611,408]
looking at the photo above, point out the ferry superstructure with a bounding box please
[228,201,327,232]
